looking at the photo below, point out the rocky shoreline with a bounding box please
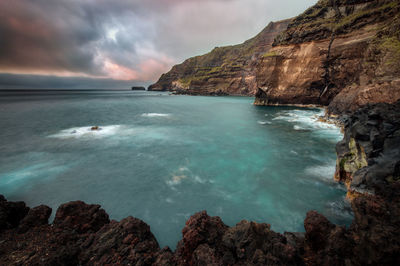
[1,101,399,265]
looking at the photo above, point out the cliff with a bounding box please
[150,0,400,113]
[2,1,400,265]
[148,19,291,96]
[334,101,400,199]
[254,0,400,114]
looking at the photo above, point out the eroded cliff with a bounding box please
[150,0,400,114]
[148,19,291,96]
[334,101,400,199]
[255,0,400,114]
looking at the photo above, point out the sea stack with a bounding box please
[131,86,146,91]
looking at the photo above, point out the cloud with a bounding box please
[0,0,317,84]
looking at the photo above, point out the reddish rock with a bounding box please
[0,195,29,231]
[18,205,52,233]
[149,0,400,114]
[175,211,303,265]
[148,19,291,96]
[304,211,335,251]
[221,220,302,265]
[175,210,228,265]
[54,201,109,234]
[350,192,400,265]
[79,217,160,265]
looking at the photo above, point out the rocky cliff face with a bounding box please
[150,0,400,113]
[148,19,291,96]
[255,0,400,114]
[334,101,400,199]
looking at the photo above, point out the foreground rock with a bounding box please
[1,193,399,265]
[0,199,303,265]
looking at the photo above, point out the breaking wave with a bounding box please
[141,113,171,117]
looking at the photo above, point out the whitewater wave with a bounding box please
[293,125,307,131]
[165,198,174,204]
[166,166,206,187]
[304,163,337,183]
[257,121,272,125]
[0,162,67,192]
[324,197,354,223]
[48,125,122,139]
[273,109,342,141]
[141,113,170,117]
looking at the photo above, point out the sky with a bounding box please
[0,0,317,89]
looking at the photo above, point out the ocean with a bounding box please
[0,90,352,248]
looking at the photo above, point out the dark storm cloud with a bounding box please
[0,0,317,83]
[0,73,141,90]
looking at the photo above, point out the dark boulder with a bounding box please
[0,195,30,231]
[79,216,160,265]
[304,211,353,265]
[222,220,302,265]
[175,210,228,265]
[18,205,52,233]
[53,201,109,233]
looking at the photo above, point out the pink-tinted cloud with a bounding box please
[0,0,317,83]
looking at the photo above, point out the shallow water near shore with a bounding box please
[0,91,352,249]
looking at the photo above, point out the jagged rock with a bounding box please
[175,210,228,265]
[154,247,177,265]
[304,211,335,251]
[53,201,109,233]
[175,211,303,265]
[350,190,400,265]
[79,217,160,265]
[18,205,52,233]
[304,211,354,265]
[334,101,400,196]
[221,220,302,265]
[0,195,29,231]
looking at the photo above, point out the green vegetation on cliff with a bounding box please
[273,0,400,46]
[149,19,291,92]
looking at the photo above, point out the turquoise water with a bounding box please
[0,91,352,248]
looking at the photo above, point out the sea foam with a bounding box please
[141,113,171,117]
[304,163,337,183]
[48,125,122,139]
[273,109,342,141]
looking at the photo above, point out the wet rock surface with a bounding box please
[335,101,400,197]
